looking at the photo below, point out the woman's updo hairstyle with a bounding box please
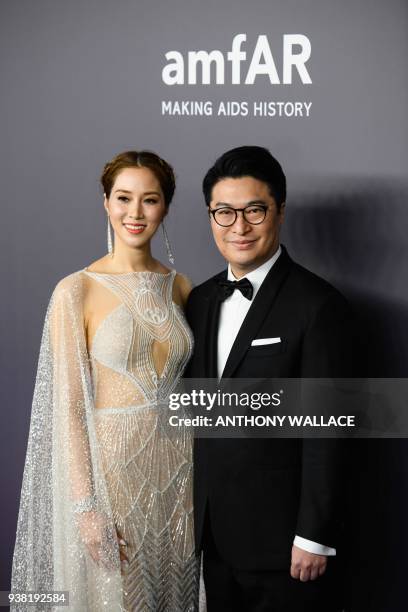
[101,150,176,207]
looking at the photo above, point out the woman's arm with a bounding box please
[49,276,119,568]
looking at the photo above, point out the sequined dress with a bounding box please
[11,268,199,612]
[83,268,197,611]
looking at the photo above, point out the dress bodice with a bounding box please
[82,269,193,410]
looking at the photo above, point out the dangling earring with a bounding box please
[162,221,174,265]
[107,214,114,258]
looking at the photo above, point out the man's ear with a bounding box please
[279,202,286,222]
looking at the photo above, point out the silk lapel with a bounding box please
[203,270,226,378]
[220,247,293,379]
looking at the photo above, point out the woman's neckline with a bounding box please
[83,267,174,277]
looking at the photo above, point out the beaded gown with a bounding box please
[11,268,200,612]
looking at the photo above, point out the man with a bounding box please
[185,146,352,611]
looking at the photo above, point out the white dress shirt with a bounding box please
[216,245,336,557]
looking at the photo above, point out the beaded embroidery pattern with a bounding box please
[11,268,199,612]
[82,269,198,611]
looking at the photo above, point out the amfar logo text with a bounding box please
[162,34,312,85]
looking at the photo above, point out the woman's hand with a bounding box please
[76,510,118,569]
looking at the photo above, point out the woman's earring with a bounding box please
[107,214,114,257]
[162,221,175,265]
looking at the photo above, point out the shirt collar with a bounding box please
[227,245,282,297]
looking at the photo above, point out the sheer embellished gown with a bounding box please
[11,267,200,612]
[81,268,198,611]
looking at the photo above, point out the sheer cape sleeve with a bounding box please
[11,271,124,611]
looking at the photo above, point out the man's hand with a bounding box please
[290,544,327,581]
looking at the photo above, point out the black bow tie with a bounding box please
[216,277,254,301]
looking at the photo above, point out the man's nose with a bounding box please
[232,211,251,234]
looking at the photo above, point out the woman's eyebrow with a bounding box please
[114,189,161,196]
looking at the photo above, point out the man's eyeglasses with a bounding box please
[209,204,268,227]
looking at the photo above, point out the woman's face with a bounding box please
[104,166,167,251]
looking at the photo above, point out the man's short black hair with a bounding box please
[203,145,286,210]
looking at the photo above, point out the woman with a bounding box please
[11,151,199,611]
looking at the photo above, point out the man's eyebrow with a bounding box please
[212,200,267,207]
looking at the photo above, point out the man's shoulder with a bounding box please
[287,259,347,310]
[290,260,339,292]
[280,245,344,305]
[188,270,225,301]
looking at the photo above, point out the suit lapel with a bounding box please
[221,247,293,379]
[202,271,226,378]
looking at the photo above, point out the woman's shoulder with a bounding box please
[51,268,89,300]
[173,270,193,289]
[173,270,193,307]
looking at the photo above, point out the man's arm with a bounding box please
[293,289,354,579]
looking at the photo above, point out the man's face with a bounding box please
[209,176,285,278]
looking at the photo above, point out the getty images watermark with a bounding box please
[164,378,408,438]
[168,387,355,432]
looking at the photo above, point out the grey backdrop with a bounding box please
[1,1,407,609]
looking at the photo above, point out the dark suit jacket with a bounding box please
[185,245,353,571]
